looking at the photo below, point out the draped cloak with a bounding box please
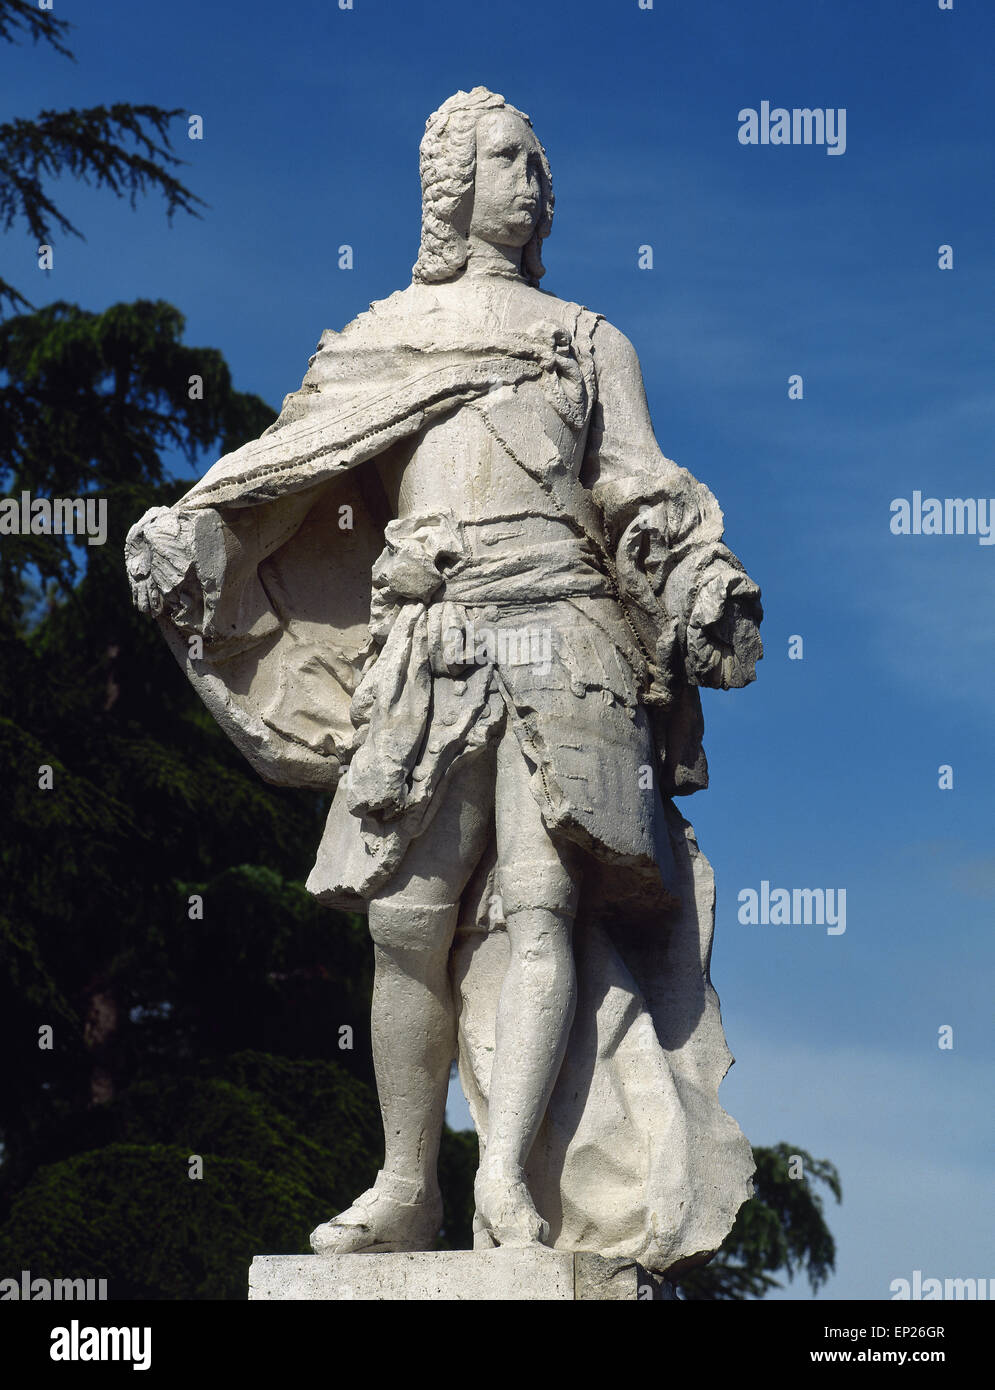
[126,281,762,1275]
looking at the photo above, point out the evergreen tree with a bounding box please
[0,0,203,316]
[0,298,376,1226]
[676,1144,842,1299]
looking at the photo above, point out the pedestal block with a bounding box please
[248,1249,678,1301]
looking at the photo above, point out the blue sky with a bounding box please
[6,0,992,1298]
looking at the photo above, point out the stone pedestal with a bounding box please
[248,1249,677,1301]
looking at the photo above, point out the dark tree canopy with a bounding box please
[0,297,366,1157]
[0,298,272,629]
[0,298,394,1287]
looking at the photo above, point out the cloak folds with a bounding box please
[125,285,761,1273]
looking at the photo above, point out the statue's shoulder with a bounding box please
[530,290,644,383]
[531,287,636,348]
[530,285,602,333]
[302,285,445,374]
[571,308,643,382]
[337,282,435,338]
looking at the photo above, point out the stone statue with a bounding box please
[125,86,763,1279]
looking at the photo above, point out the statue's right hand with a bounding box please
[124,506,187,617]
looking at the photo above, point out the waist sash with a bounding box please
[346,513,610,822]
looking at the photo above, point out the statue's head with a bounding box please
[412,86,554,287]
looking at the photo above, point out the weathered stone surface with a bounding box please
[573,1254,641,1302]
[249,1251,674,1301]
[128,85,762,1283]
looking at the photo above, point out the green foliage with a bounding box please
[0,0,73,60]
[676,1143,842,1299]
[0,3,202,314]
[437,1119,479,1251]
[0,11,422,1301]
[0,299,273,624]
[0,105,205,248]
[0,301,372,1211]
[0,1144,321,1300]
[165,867,374,1068]
[0,1054,476,1298]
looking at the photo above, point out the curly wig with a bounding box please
[412,86,554,287]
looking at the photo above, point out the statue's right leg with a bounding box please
[310,747,494,1255]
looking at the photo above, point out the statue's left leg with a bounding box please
[474,728,580,1246]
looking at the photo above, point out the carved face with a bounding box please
[469,110,543,249]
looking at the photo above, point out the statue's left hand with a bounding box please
[686,573,763,689]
